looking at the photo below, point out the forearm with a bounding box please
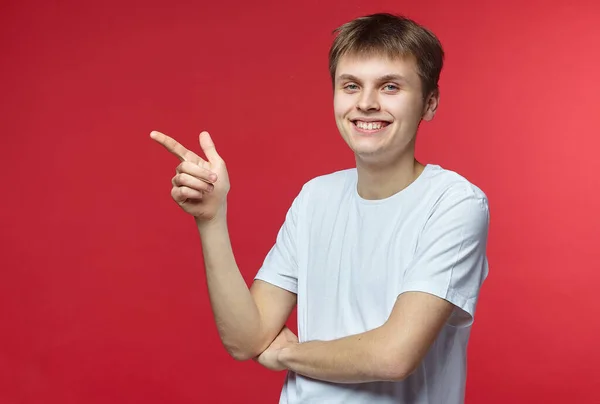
[197,210,263,360]
[278,326,405,384]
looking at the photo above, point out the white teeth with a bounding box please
[356,121,385,130]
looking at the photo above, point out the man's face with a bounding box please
[333,53,438,164]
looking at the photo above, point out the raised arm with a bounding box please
[150,130,296,360]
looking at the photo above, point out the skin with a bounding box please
[333,53,439,200]
[150,52,455,383]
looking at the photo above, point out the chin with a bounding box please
[350,144,386,160]
[348,135,386,155]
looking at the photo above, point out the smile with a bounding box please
[352,120,390,133]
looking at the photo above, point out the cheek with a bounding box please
[382,96,423,120]
[333,93,354,117]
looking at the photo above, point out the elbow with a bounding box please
[228,349,255,362]
[378,362,413,382]
[221,329,272,362]
[223,340,263,362]
[373,332,420,382]
[224,343,257,361]
[386,366,413,382]
[377,353,418,382]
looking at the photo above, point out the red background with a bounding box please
[1,0,599,403]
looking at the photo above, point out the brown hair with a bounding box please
[328,13,444,98]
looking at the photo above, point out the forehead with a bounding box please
[335,52,419,82]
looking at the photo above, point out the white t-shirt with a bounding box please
[254,164,490,404]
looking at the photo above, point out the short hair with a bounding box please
[328,13,445,98]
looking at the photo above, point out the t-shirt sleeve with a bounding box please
[253,187,305,294]
[398,185,490,327]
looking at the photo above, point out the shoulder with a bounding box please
[420,165,490,230]
[424,165,487,201]
[423,165,488,211]
[297,168,356,200]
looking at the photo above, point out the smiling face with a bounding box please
[333,53,439,166]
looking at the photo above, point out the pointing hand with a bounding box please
[150,130,230,222]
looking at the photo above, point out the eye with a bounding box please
[383,84,399,92]
[343,83,359,91]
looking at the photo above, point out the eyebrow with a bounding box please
[336,73,410,84]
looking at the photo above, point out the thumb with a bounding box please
[199,131,220,162]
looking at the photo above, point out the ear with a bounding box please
[422,90,440,122]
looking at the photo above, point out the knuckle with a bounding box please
[180,161,191,172]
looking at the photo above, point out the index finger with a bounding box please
[150,131,204,164]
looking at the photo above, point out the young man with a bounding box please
[151,13,489,404]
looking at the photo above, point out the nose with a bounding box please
[357,89,380,112]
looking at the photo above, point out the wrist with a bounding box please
[277,344,297,370]
[195,207,227,232]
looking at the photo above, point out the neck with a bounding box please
[355,152,425,200]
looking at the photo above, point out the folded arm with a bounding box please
[262,187,489,382]
[277,291,454,383]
